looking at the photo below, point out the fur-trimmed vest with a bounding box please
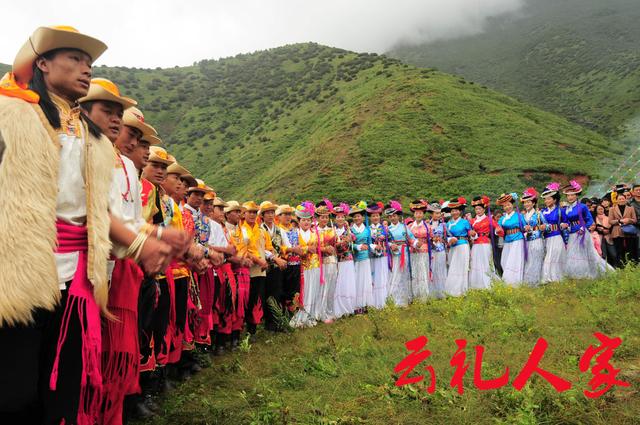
[0,95,115,327]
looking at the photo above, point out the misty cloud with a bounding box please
[0,0,524,68]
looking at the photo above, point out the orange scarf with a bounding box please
[0,72,39,103]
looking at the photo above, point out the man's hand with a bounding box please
[209,250,224,266]
[159,227,191,257]
[449,237,458,246]
[139,237,172,275]
[187,244,204,262]
[290,246,304,256]
[274,257,287,269]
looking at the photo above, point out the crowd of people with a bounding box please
[0,26,638,425]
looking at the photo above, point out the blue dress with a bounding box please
[497,212,525,285]
[351,224,371,262]
[446,218,471,246]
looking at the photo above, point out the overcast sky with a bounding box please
[0,0,524,68]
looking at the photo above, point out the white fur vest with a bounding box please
[0,95,115,326]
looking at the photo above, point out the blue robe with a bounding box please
[446,218,471,246]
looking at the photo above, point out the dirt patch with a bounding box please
[432,124,444,134]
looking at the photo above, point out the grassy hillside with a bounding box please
[1,43,618,201]
[389,0,640,137]
[137,266,640,424]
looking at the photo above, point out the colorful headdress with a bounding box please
[366,201,385,214]
[541,182,560,198]
[295,201,315,219]
[442,197,467,212]
[332,202,350,215]
[427,202,442,212]
[384,200,403,216]
[496,193,518,206]
[315,199,332,216]
[409,199,428,211]
[471,196,490,208]
[562,180,583,195]
[521,187,538,202]
[349,200,367,216]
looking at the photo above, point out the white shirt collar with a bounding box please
[353,223,365,232]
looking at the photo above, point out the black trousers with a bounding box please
[613,236,639,267]
[282,264,301,305]
[247,276,267,327]
[0,309,49,424]
[138,276,158,364]
[264,267,284,327]
[174,277,189,335]
[152,277,171,359]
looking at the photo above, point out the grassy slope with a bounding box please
[139,267,640,424]
[389,0,640,137]
[0,43,618,202]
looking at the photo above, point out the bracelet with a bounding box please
[156,226,164,241]
[125,232,149,262]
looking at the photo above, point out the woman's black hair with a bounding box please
[29,48,102,139]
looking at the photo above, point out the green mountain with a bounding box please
[389,0,640,137]
[0,43,617,202]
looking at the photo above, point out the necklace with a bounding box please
[117,154,132,202]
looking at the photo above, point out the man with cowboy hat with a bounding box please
[224,201,253,350]
[239,201,275,338]
[259,201,290,331]
[0,26,172,424]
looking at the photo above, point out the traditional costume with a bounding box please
[562,181,611,279]
[497,193,526,286]
[290,203,321,327]
[368,202,390,308]
[468,196,499,290]
[444,198,472,296]
[540,183,566,283]
[385,202,417,306]
[409,200,431,300]
[521,188,545,286]
[225,201,250,347]
[427,203,448,298]
[277,204,301,312]
[350,202,374,311]
[332,204,357,318]
[0,26,118,424]
[316,201,338,322]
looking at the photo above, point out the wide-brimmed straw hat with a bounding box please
[259,201,278,215]
[224,201,242,213]
[148,146,174,165]
[141,134,162,145]
[213,197,228,207]
[78,78,136,109]
[123,107,157,137]
[187,179,213,194]
[167,161,189,176]
[242,201,260,213]
[276,204,294,216]
[13,26,107,83]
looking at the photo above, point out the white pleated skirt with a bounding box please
[388,255,412,306]
[430,251,448,298]
[371,256,390,309]
[319,260,338,321]
[444,243,469,296]
[333,260,356,318]
[354,259,374,309]
[523,238,544,286]
[468,243,496,290]
[410,252,430,300]
[289,267,321,328]
[501,239,525,286]
[565,232,612,280]
[542,235,566,283]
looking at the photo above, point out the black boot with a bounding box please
[231,330,240,351]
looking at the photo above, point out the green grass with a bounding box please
[389,0,640,137]
[137,266,640,425]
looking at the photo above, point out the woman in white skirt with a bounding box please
[468,196,499,290]
[409,200,431,301]
[290,202,321,328]
[496,193,526,286]
[540,182,567,282]
[368,202,390,309]
[316,200,338,323]
[521,188,545,286]
[332,203,357,318]
[444,197,472,296]
[427,202,448,298]
[350,201,374,313]
[561,180,612,279]
[385,201,419,306]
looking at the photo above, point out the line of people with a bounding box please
[0,25,634,425]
